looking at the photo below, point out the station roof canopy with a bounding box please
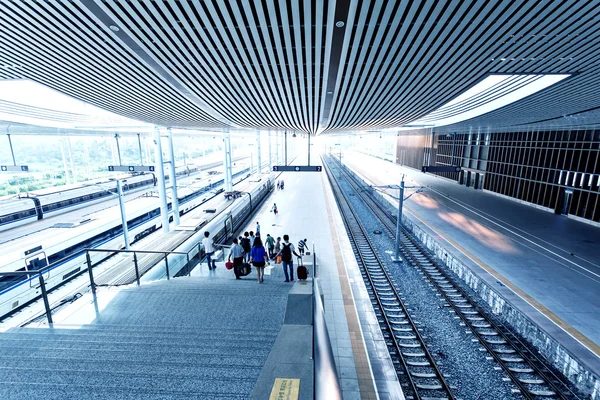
[1,1,600,134]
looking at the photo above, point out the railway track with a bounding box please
[324,154,581,400]
[322,156,456,400]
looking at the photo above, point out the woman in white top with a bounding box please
[202,231,216,270]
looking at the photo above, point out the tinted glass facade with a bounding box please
[397,129,600,223]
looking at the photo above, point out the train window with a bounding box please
[0,268,27,291]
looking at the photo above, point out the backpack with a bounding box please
[281,243,292,262]
[241,238,251,251]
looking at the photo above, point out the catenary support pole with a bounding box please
[59,137,71,185]
[268,130,272,171]
[137,133,144,165]
[223,129,233,192]
[394,180,405,262]
[167,128,180,227]
[154,126,170,233]
[7,134,16,165]
[256,129,261,174]
[117,180,130,249]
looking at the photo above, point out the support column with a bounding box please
[67,136,76,183]
[114,133,122,166]
[285,131,288,166]
[59,137,71,185]
[268,130,272,171]
[137,133,144,165]
[167,128,180,227]
[308,133,311,166]
[7,134,16,165]
[154,126,170,233]
[223,129,233,192]
[275,131,279,166]
[256,129,262,174]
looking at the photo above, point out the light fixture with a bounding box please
[407,74,570,128]
[292,133,297,138]
[109,25,120,32]
[335,21,345,28]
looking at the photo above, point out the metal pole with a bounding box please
[167,128,180,227]
[86,252,96,295]
[115,133,122,166]
[154,126,170,233]
[183,152,187,167]
[256,129,261,174]
[133,252,140,286]
[164,254,170,280]
[268,130,272,171]
[285,131,288,166]
[186,254,191,276]
[223,129,233,192]
[137,133,144,165]
[394,180,405,262]
[117,180,130,250]
[250,150,254,174]
[7,134,16,165]
[451,133,455,166]
[59,137,71,185]
[38,273,53,325]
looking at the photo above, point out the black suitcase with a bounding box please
[239,263,252,277]
[296,257,308,280]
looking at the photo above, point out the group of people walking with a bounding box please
[223,222,307,283]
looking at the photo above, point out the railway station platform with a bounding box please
[342,151,600,378]
[0,161,404,400]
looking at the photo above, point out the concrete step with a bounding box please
[0,350,267,367]
[0,367,256,394]
[0,337,271,354]
[3,326,278,342]
[0,381,249,400]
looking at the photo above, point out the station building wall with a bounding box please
[396,129,600,224]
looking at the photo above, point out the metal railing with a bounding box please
[0,269,54,324]
[311,246,343,400]
[85,248,195,295]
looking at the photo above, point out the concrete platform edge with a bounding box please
[345,162,600,399]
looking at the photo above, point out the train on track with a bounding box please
[0,164,200,231]
[0,166,269,321]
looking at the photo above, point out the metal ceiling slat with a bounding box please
[291,0,309,132]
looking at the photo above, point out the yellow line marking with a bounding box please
[269,378,300,400]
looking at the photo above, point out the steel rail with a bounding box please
[329,154,581,400]
[322,155,456,400]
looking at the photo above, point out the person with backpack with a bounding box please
[202,231,216,270]
[277,234,300,282]
[272,203,278,215]
[256,221,261,234]
[265,234,275,260]
[249,231,256,248]
[240,231,251,262]
[228,237,245,280]
[250,235,268,284]
[297,238,307,256]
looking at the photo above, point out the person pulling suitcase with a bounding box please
[276,234,301,282]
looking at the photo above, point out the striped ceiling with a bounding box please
[1,1,599,134]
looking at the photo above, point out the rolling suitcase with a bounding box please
[296,257,308,280]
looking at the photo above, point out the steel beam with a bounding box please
[154,126,170,233]
[167,128,180,227]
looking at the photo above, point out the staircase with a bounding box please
[0,277,291,400]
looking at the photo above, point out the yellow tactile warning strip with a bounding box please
[321,174,378,400]
[269,378,300,400]
[403,202,600,358]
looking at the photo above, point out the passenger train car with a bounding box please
[0,164,199,231]
[0,166,266,320]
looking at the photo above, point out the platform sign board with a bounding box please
[108,165,155,172]
[421,165,461,173]
[272,165,322,172]
[1,165,29,172]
